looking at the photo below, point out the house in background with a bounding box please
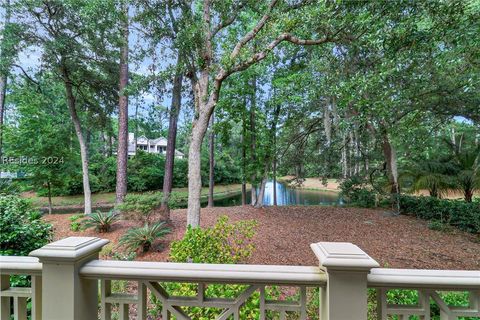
[128,133,185,159]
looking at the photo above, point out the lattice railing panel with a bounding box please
[100,279,311,320]
[0,274,41,320]
[377,288,480,320]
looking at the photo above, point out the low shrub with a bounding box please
[150,216,258,319]
[119,222,170,253]
[399,195,480,234]
[116,193,163,221]
[167,192,188,209]
[428,220,453,232]
[339,175,377,208]
[170,215,257,264]
[69,214,84,232]
[0,195,52,256]
[83,210,119,233]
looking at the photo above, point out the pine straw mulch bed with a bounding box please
[43,205,480,270]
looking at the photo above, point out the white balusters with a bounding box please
[99,281,312,320]
[376,289,480,320]
[0,273,42,320]
[101,280,146,320]
[3,238,478,320]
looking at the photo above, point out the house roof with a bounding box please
[150,137,168,146]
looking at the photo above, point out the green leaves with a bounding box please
[169,215,257,264]
[83,210,119,233]
[0,195,52,256]
[118,221,170,253]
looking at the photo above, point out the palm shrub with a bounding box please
[401,160,456,198]
[118,222,170,253]
[83,210,118,233]
[444,137,480,202]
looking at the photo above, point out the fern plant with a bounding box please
[118,222,170,253]
[83,210,118,233]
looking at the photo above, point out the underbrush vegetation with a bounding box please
[399,195,480,234]
[27,151,242,197]
[150,216,262,319]
[0,195,52,256]
[69,214,84,231]
[117,193,163,222]
[340,176,480,236]
[339,176,377,208]
[0,195,52,288]
[169,216,257,264]
[116,191,218,221]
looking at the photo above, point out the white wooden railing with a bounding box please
[369,268,480,319]
[0,237,479,320]
[82,260,326,319]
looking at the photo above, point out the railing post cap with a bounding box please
[30,237,109,263]
[311,242,379,272]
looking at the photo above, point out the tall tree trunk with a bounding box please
[47,181,52,215]
[364,140,370,178]
[255,174,268,208]
[62,67,92,215]
[0,76,5,159]
[341,134,348,179]
[241,182,247,205]
[349,131,355,176]
[273,149,277,206]
[187,107,212,227]
[354,128,361,175]
[207,112,215,207]
[241,115,247,205]
[241,97,247,205]
[250,78,257,206]
[323,98,331,147]
[0,0,11,158]
[382,129,400,212]
[134,100,139,150]
[272,104,280,206]
[107,129,113,157]
[464,189,473,203]
[115,2,129,205]
[161,56,183,216]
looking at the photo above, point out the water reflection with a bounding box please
[214,180,343,207]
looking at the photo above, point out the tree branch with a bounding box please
[212,1,246,37]
[229,0,279,61]
[12,64,41,91]
[224,32,331,78]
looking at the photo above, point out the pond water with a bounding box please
[213,180,344,207]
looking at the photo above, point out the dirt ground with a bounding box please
[44,206,480,270]
[279,176,341,191]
